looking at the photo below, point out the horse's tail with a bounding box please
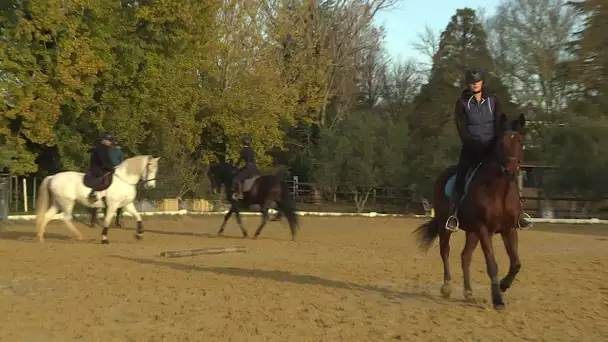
[413,217,441,253]
[278,180,299,238]
[35,176,53,231]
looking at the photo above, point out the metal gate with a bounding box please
[0,173,9,221]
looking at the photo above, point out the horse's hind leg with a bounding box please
[60,201,83,241]
[439,230,453,298]
[37,205,59,243]
[499,229,521,293]
[478,227,505,310]
[461,231,480,300]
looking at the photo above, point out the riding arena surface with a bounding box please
[1,216,607,341]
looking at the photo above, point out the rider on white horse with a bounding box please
[88,132,116,202]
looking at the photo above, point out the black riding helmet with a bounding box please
[100,131,114,142]
[241,136,251,146]
[465,67,485,84]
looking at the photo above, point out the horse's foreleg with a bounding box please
[499,228,521,293]
[461,231,480,300]
[439,230,453,298]
[232,204,248,238]
[218,208,234,236]
[122,202,143,240]
[115,207,123,228]
[253,203,270,239]
[101,204,118,245]
[478,227,505,310]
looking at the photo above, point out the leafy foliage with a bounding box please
[0,0,607,203]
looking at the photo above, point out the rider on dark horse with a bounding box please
[446,68,532,231]
[87,132,116,202]
[233,136,259,200]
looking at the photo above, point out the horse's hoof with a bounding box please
[493,302,505,310]
[135,233,143,240]
[101,239,109,245]
[37,237,44,243]
[464,290,475,301]
[440,282,452,298]
[252,235,259,240]
[499,279,511,293]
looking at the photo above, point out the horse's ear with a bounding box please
[153,157,161,162]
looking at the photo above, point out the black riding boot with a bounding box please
[445,191,462,231]
[233,183,243,200]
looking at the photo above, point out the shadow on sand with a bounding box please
[110,255,484,308]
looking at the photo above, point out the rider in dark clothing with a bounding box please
[233,136,259,200]
[88,132,116,202]
[445,68,532,231]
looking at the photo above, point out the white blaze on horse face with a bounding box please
[144,157,160,189]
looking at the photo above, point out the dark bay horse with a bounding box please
[89,207,123,228]
[207,163,299,240]
[414,113,527,310]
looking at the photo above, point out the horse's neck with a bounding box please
[115,161,142,184]
[478,161,516,193]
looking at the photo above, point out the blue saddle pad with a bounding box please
[444,163,483,199]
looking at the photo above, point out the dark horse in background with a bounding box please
[414,113,527,310]
[89,207,122,228]
[207,163,299,240]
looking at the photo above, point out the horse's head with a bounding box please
[496,113,526,178]
[124,155,160,189]
[206,163,236,194]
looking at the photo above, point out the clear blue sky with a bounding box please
[374,0,501,64]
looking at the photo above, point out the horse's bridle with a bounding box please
[496,131,522,182]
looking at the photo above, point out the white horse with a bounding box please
[35,155,160,244]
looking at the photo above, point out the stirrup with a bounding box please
[518,212,533,230]
[445,215,459,232]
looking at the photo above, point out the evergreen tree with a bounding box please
[407,8,515,195]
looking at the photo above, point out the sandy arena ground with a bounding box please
[1,215,607,341]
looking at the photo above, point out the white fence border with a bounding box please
[4,209,608,224]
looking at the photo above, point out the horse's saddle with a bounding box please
[241,176,260,193]
[84,170,114,191]
[444,163,483,200]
